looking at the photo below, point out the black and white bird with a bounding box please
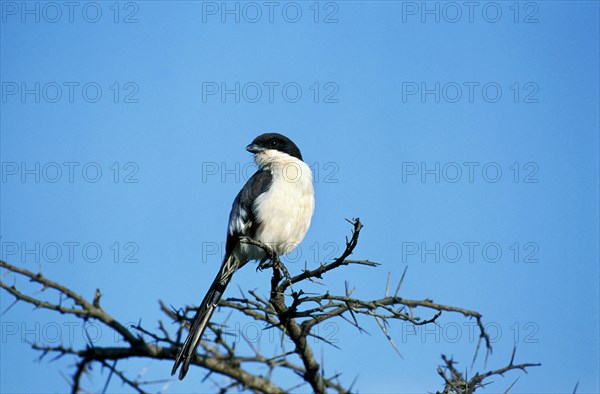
[172,133,315,380]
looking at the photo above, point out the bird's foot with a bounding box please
[240,236,293,290]
[257,256,273,271]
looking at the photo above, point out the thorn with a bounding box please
[374,316,403,359]
[385,272,391,298]
[1,299,19,316]
[503,377,519,394]
[394,266,408,298]
[93,288,102,308]
[510,346,517,365]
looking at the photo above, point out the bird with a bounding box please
[171,133,315,380]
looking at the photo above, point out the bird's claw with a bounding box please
[257,257,273,271]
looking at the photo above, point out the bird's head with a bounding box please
[246,133,303,164]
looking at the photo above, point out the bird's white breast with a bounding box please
[253,151,315,256]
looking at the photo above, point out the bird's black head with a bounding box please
[246,133,303,161]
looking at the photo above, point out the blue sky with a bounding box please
[1,1,599,392]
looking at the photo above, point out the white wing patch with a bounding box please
[229,206,251,236]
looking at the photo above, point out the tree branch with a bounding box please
[0,218,538,393]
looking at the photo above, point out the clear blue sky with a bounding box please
[1,1,598,393]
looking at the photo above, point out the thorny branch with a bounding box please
[436,348,541,394]
[0,218,539,393]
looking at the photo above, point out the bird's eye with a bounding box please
[270,140,278,148]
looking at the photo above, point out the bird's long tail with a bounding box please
[171,254,238,380]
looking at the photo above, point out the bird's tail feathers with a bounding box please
[171,254,237,380]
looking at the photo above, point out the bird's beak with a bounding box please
[246,144,264,153]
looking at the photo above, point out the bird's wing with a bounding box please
[225,169,273,257]
[172,169,273,379]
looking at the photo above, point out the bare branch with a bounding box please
[1,218,538,394]
[436,349,541,394]
[0,260,140,345]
